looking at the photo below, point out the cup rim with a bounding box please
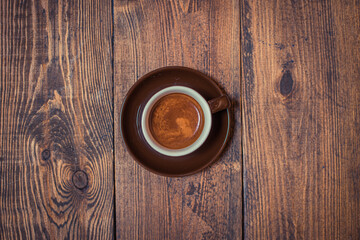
[141,86,212,157]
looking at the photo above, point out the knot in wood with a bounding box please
[280,70,294,96]
[72,170,88,190]
[41,149,51,160]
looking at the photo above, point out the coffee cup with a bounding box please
[141,86,230,157]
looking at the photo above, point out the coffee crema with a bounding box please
[149,93,204,149]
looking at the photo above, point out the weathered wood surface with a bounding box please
[0,0,114,238]
[114,0,242,239]
[2,0,360,239]
[241,0,360,239]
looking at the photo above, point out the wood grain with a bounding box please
[241,0,360,239]
[0,0,114,238]
[114,0,241,239]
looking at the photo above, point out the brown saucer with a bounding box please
[120,66,231,177]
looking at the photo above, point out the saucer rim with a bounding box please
[120,66,232,177]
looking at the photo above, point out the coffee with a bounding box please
[149,93,204,149]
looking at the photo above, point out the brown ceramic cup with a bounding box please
[141,86,230,157]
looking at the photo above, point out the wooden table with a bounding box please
[1,0,359,239]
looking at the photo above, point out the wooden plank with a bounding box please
[0,0,114,238]
[114,0,241,239]
[241,0,360,239]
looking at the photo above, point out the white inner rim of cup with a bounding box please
[141,86,212,157]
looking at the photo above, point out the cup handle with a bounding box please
[208,95,231,114]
